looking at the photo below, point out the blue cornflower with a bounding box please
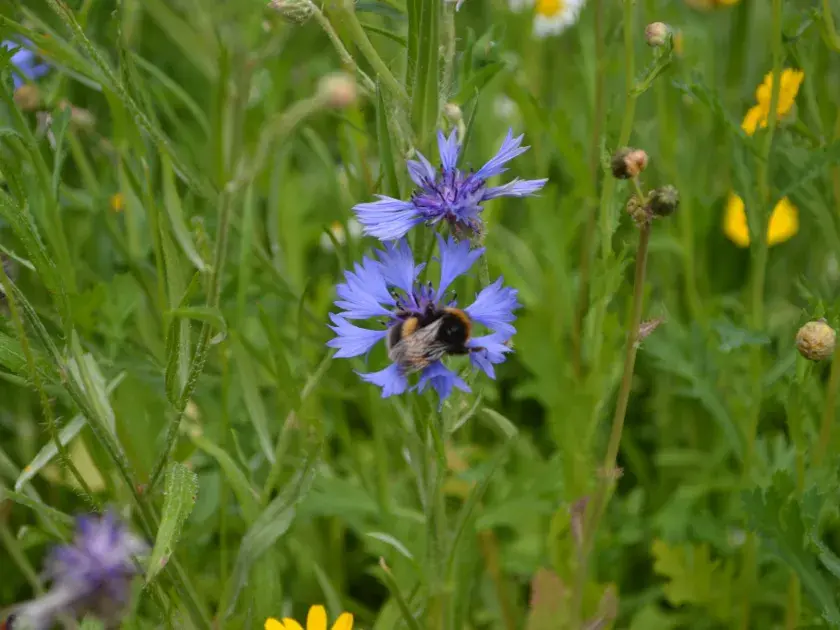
[2,39,50,89]
[353,128,547,240]
[327,235,520,404]
[12,511,147,629]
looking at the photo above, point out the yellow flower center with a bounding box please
[536,0,564,17]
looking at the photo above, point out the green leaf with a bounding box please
[222,454,317,616]
[78,617,105,630]
[742,471,840,625]
[231,338,276,466]
[778,140,840,199]
[167,307,227,345]
[526,569,569,630]
[630,35,674,97]
[190,433,260,523]
[376,85,401,199]
[410,0,440,145]
[453,62,507,106]
[161,153,208,273]
[146,462,199,584]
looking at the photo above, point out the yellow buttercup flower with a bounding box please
[723,193,799,248]
[741,69,804,136]
[266,605,353,630]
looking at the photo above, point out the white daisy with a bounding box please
[508,0,535,13]
[533,0,586,37]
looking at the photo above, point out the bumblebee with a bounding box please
[387,304,474,372]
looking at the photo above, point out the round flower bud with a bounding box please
[645,22,670,47]
[625,196,648,225]
[610,147,648,180]
[267,0,314,24]
[796,320,836,361]
[443,102,462,123]
[648,185,680,217]
[317,73,358,109]
[13,85,40,112]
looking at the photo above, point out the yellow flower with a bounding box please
[265,605,353,630]
[741,69,804,136]
[110,192,125,213]
[723,193,799,248]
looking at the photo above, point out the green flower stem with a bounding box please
[148,190,234,491]
[440,0,457,108]
[571,0,606,378]
[821,0,840,52]
[308,1,376,95]
[740,1,783,627]
[0,522,44,594]
[336,1,409,105]
[575,215,652,625]
[591,0,638,372]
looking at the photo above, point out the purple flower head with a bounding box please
[353,128,547,241]
[327,235,520,406]
[2,39,50,89]
[13,511,147,629]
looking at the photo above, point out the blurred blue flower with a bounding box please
[2,39,50,89]
[353,128,547,240]
[13,511,147,629]
[327,235,520,404]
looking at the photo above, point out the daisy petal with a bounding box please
[435,234,485,300]
[330,613,354,630]
[376,239,425,294]
[464,277,520,336]
[437,129,461,172]
[482,178,548,200]
[474,129,530,180]
[353,196,425,240]
[307,606,328,630]
[357,364,409,397]
[327,314,388,358]
[415,361,471,408]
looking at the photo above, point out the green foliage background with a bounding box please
[1,0,840,628]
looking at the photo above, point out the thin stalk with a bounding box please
[740,1,783,627]
[478,530,516,630]
[591,0,638,371]
[572,0,606,378]
[335,1,409,105]
[0,265,98,508]
[440,0,457,106]
[0,522,44,594]
[575,216,652,624]
[148,191,235,490]
[308,1,376,94]
[784,358,808,628]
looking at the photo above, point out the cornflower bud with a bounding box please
[645,22,670,47]
[13,84,40,111]
[648,185,679,217]
[796,320,836,361]
[317,73,358,109]
[267,0,314,24]
[610,147,648,180]
[443,102,462,123]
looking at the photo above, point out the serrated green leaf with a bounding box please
[146,462,198,584]
[742,472,840,625]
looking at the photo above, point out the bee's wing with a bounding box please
[387,318,449,373]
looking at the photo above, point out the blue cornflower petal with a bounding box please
[437,129,460,172]
[3,40,50,89]
[407,150,437,187]
[377,239,425,294]
[327,314,388,358]
[358,363,409,397]
[474,129,531,181]
[483,178,548,200]
[435,234,485,300]
[334,257,394,319]
[467,332,513,379]
[415,361,471,407]
[354,195,425,240]
[464,277,520,336]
